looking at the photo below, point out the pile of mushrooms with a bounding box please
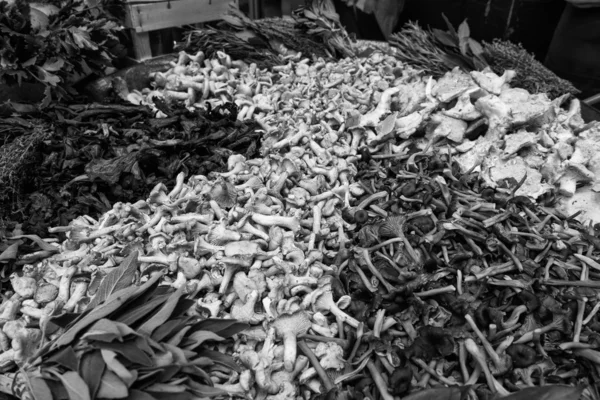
[3,48,600,399]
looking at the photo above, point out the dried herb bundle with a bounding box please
[179,1,355,68]
[389,19,580,99]
[483,39,580,99]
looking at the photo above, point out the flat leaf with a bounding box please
[35,66,61,86]
[182,331,225,350]
[441,13,458,37]
[49,273,163,352]
[432,29,458,48]
[49,286,139,351]
[48,371,91,400]
[94,341,153,367]
[401,386,472,400]
[188,383,227,398]
[502,385,585,400]
[196,350,240,371]
[468,38,484,57]
[189,319,249,337]
[151,319,184,343]
[70,27,98,50]
[96,370,129,399]
[79,350,106,399]
[137,286,184,336]
[81,318,137,342]
[42,57,65,72]
[129,390,158,400]
[0,242,19,262]
[21,371,53,400]
[457,20,470,39]
[115,293,170,327]
[47,346,79,371]
[88,251,139,309]
[101,349,137,387]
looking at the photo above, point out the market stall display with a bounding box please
[2,45,600,400]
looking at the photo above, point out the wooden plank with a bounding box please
[131,31,153,60]
[127,0,236,32]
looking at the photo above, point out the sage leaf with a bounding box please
[49,370,91,400]
[197,349,240,371]
[129,390,157,400]
[50,273,162,351]
[21,371,53,400]
[96,370,129,399]
[94,341,153,367]
[81,318,137,342]
[115,292,171,327]
[47,346,79,371]
[189,319,249,337]
[88,251,139,309]
[181,331,224,350]
[101,349,137,387]
[137,286,184,336]
[79,350,106,399]
[502,385,585,400]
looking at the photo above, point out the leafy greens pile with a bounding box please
[0,102,262,239]
[4,252,249,400]
[0,0,125,107]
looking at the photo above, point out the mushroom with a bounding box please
[271,310,312,372]
[557,162,595,197]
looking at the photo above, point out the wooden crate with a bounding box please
[124,0,238,61]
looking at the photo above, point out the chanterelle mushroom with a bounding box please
[557,162,595,197]
[271,310,312,372]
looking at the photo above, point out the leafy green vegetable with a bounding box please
[0,0,124,107]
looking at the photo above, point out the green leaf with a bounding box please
[151,316,193,343]
[196,350,240,372]
[69,27,98,50]
[129,390,158,400]
[93,341,153,367]
[41,57,65,72]
[137,286,184,336]
[114,293,169,327]
[502,385,585,400]
[182,331,225,350]
[81,319,137,342]
[96,370,129,399]
[101,349,137,387]
[189,319,249,338]
[47,346,79,371]
[20,371,53,400]
[88,251,139,309]
[187,383,227,398]
[35,66,61,86]
[79,350,106,399]
[48,371,91,400]
[457,20,470,40]
[48,272,163,353]
[0,242,19,262]
[401,386,472,400]
[468,38,484,57]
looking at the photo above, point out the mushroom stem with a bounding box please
[366,360,394,400]
[414,285,456,298]
[298,340,334,392]
[464,339,511,396]
[574,298,587,343]
[465,314,502,369]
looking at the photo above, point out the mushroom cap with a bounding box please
[562,162,595,182]
[209,181,238,209]
[378,215,407,238]
[271,310,312,337]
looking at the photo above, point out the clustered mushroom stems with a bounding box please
[5,46,600,399]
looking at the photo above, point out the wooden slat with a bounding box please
[131,31,152,60]
[126,0,236,33]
